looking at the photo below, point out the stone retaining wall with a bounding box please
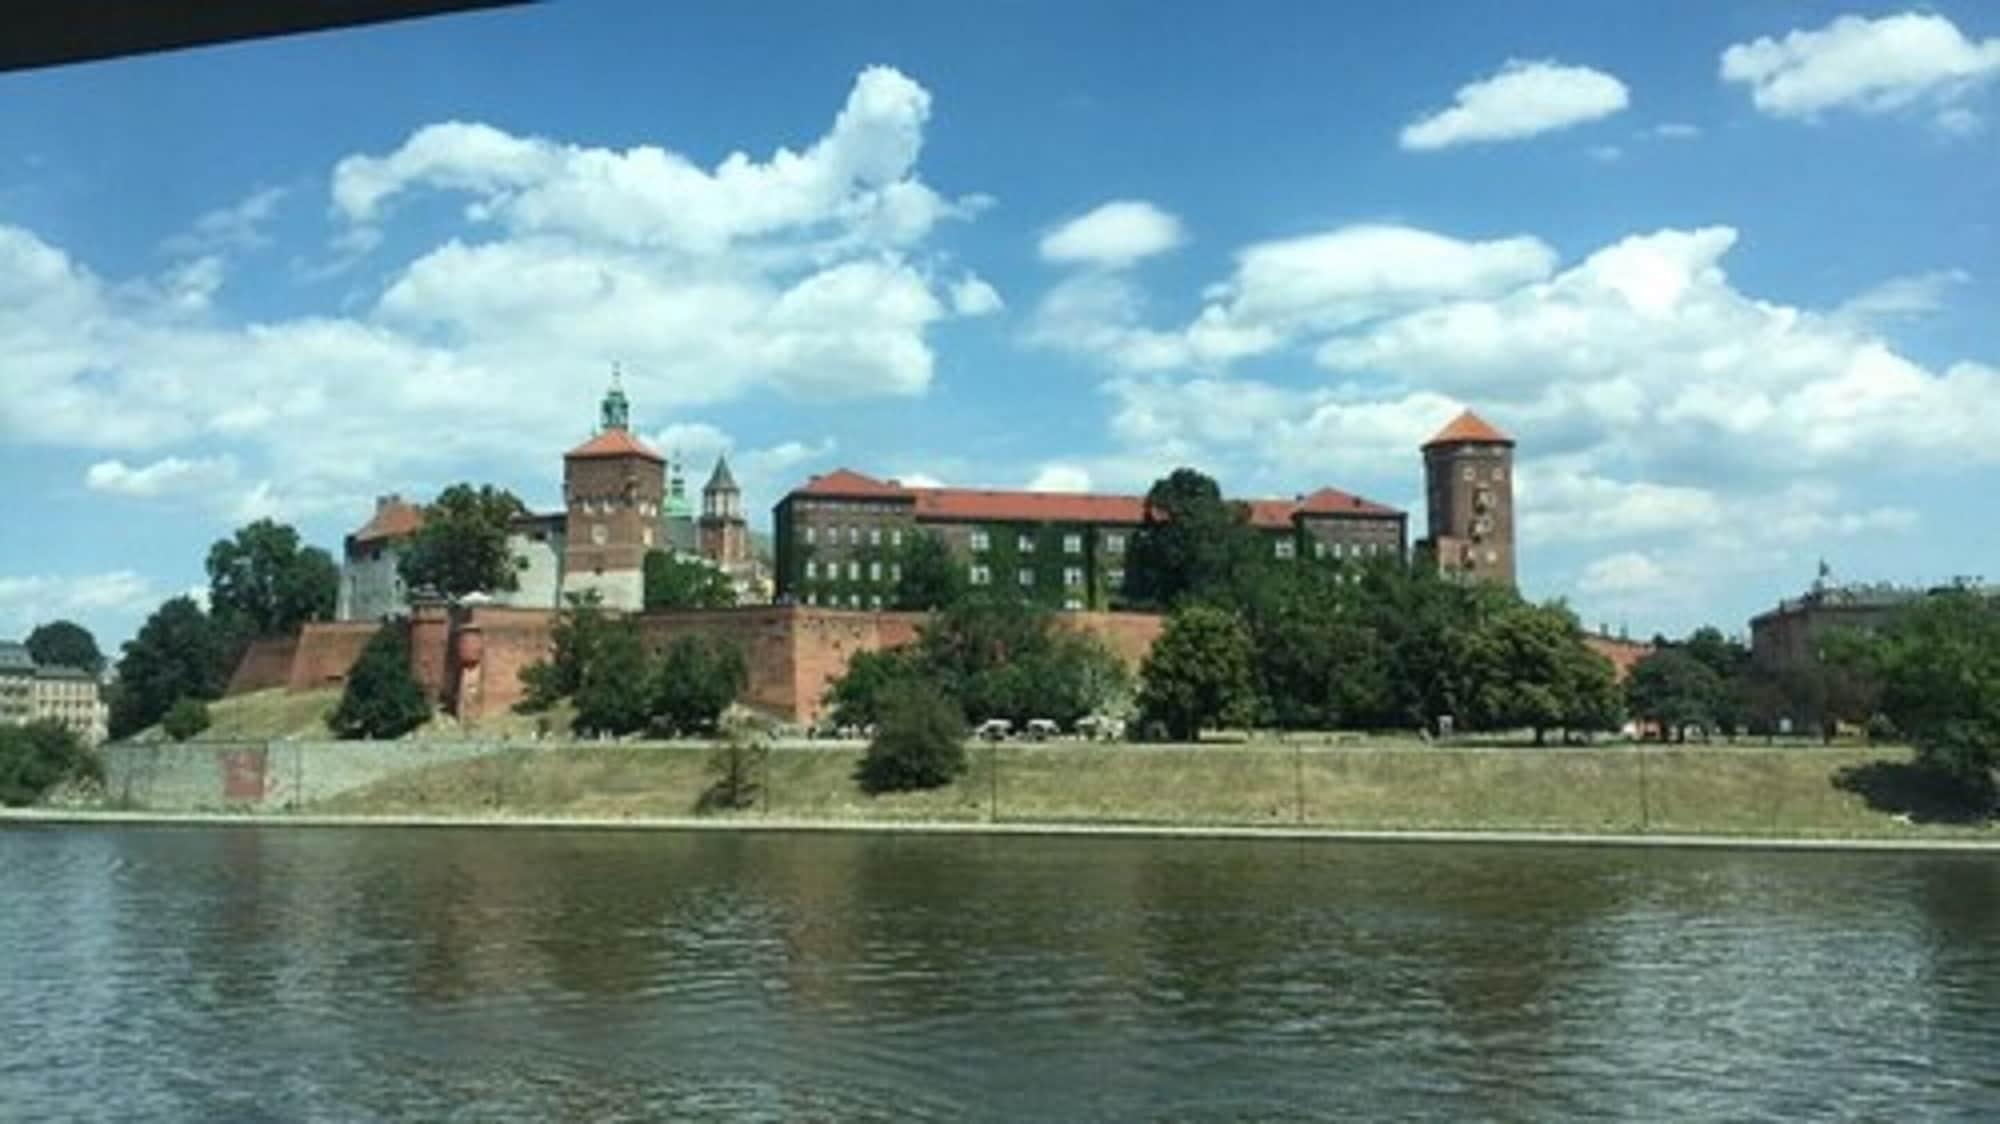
[101,740,515,811]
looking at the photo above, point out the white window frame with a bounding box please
[1063,533,1082,554]
[1274,538,1295,559]
[805,560,818,580]
[1064,566,1084,587]
[870,527,882,546]
[1018,533,1035,554]
[1018,568,1035,587]
[1109,568,1125,587]
[970,530,990,552]
[869,560,882,582]
[847,560,860,581]
[805,525,816,544]
[970,564,991,586]
[1105,533,1125,555]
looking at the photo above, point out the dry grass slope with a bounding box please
[317,740,1998,840]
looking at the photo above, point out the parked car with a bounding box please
[974,718,1013,741]
[1024,718,1059,741]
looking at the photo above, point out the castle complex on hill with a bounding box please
[337,370,1517,624]
[337,372,768,620]
[771,409,1517,609]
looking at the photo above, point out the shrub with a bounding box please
[161,697,211,742]
[329,622,431,740]
[856,680,967,794]
[0,721,101,807]
[699,719,770,812]
[574,624,652,737]
[651,635,748,737]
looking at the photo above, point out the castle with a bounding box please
[336,371,768,620]
[770,409,1517,607]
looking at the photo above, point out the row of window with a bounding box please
[967,565,1109,588]
[803,525,905,548]
[575,498,658,517]
[805,560,905,583]
[803,591,1092,611]
[1462,465,1507,482]
[967,530,1123,555]
[1278,539,1398,560]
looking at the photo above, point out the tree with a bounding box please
[516,590,611,711]
[1135,605,1258,741]
[1560,646,1625,741]
[328,622,431,739]
[650,634,748,736]
[822,646,923,729]
[1465,603,1579,744]
[1240,563,1392,730]
[25,620,103,675]
[1681,626,1751,736]
[161,698,211,742]
[205,519,339,638]
[643,550,737,611]
[1123,468,1265,610]
[573,623,652,737]
[112,596,228,740]
[1355,563,1507,731]
[700,718,770,812]
[1871,591,2000,804]
[1626,649,1725,742]
[893,530,965,611]
[856,679,967,794]
[0,720,101,806]
[398,483,525,599]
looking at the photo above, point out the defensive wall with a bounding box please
[232,605,1167,727]
[100,739,512,812]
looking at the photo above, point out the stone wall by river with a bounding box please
[100,741,513,811]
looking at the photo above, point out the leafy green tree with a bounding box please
[1561,645,1625,741]
[823,646,923,729]
[643,550,737,610]
[112,596,228,740]
[161,698,211,742]
[1355,563,1508,731]
[856,679,967,794]
[1123,468,1265,610]
[205,518,339,637]
[650,634,748,736]
[1135,605,1258,741]
[1465,602,1579,743]
[700,719,770,812]
[1871,591,2000,803]
[328,622,431,739]
[1241,563,1392,730]
[1626,648,1725,742]
[398,483,525,599]
[25,620,103,674]
[0,720,101,806]
[573,623,653,737]
[893,530,965,611]
[516,590,611,711]
[1681,626,1751,735]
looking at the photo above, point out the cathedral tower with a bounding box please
[1420,410,1516,587]
[698,454,750,568]
[561,366,665,610]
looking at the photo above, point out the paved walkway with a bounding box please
[6,808,1998,852]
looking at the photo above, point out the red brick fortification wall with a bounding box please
[636,606,821,720]
[1059,612,1164,668]
[457,606,558,720]
[408,603,453,704]
[286,622,382,692]
[1583,634,1654,682]
[226,634,300,696]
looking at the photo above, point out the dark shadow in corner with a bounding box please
[1832,760,1995,825]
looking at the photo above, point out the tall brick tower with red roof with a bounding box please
[561,367,665,610]
[1420,409,1516,587]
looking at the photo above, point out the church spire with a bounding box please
[600,362,630,432]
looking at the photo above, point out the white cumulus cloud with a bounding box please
[1720,12,2000,125]
[1025,463,1093,493]
[1038,200,1186,268]
[85,455,240,498]
[1400,60,1630,151]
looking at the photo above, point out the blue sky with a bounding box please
[3,0,1997,650]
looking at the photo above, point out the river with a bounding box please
[2,826,1996,1120]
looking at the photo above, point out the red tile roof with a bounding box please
[912,488,1146,524]
[790,473,1402,528]
[565,427,665,462]
[350,498,424,543]
[1294,486,1402,518]
[793,468,913,499]
[1424,409,1513,448]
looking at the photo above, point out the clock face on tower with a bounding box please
[590,523,608,546]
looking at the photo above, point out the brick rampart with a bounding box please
[225,634,299,696]
[286,622,382,691]
[457,606,559,720]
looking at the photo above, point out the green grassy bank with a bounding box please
[314,740,1995,840]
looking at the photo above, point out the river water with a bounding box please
[2,826,1996,1121]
